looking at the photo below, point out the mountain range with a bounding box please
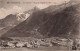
[0,1,80,39]
[1,1,80,39]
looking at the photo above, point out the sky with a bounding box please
[0,0,71,19]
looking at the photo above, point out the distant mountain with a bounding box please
[0,6,40,37]
[0,13,28,37]
[0,12,31,27]
[2,2,80,39]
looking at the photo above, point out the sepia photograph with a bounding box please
[0,0,80,51]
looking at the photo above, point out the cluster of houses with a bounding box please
[0,39,53,48]
[0,38,80,50]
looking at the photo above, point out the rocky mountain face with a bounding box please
[1,2,80,39]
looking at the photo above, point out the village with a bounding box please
[0,37,80,50]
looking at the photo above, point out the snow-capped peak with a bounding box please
[16,12,30,21]
[16,6,40,21]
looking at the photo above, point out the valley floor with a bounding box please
[0,46,80,51]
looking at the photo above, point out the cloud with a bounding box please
[0,6,25,19]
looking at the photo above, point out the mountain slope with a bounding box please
[2,2,80,39]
